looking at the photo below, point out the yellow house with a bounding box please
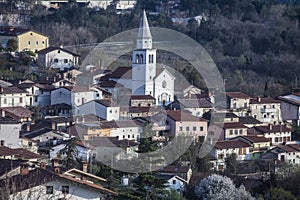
[0,27,49,52]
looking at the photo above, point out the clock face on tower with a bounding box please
[162,80,167,88]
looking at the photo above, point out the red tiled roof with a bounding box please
[214,140,251,149]
[0,107,32,118]
[237,135,270,143]
[287,144,300,151]
[167,110,207,122]
[58,174,118,196]
[216,122,248,129]
[1,86,27,94]
[252,125,290,133]
[250,97,281,104]
[276,145,298,153]
[0,27,30,36]
[226,92,250,99]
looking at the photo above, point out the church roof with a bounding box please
[137,10,152,40]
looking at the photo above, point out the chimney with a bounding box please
[20,164,29,176]
[26,124,31,132]
[82,162,88,173]
[268,124,272,130]
[0,140,5,146]
[52,122,56,130]
[53,158,59,167]
[40,162,46,169]
[54,167,60,174]
[257,97,261,103]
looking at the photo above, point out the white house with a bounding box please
[51,86,98,109]
[248,124,291,145]
[0,86,28,107]
[250,97,282,124]
[155,174,187,194]
[0,117,22,148]
[37,46,79,70]
[210,140,251,171]
[261,144,300,165]
[278,92,300,126]
[78,100,120,121]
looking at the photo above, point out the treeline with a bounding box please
[28,0,300,96]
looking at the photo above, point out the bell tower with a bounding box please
[132,10,157,96]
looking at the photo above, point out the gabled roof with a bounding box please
[100,120,143,129]
[156,165,191,174]
[278,94,300,106]
[0,107,33,119]
[22,127,55,139]
[0,26,30,36]
[238,116,262,125]
[250,97,281,104]
[0,86,27,94]
[235,135,270,143]
[214,140,251,149]
[37,46,80,57]
[226,92,250,99]
[137,10,152,40]
[97,80,123,88]
[216,122,248,129]
[95,100,117,107]
[109,67,132,79]
[171,98,212,109]
[130,95,156,100]
[250,125,290,134]
[167,110,207,122]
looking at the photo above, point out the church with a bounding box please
[131,10,175,105]
[100,10,175,106]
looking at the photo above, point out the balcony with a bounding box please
[261,108,276,113]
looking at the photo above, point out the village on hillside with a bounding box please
[0,1,300,199]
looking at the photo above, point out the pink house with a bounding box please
[166,110,208,141]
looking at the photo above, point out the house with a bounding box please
[21,127,70,147]
[0,86,28,107]
[278,92,300,126]
[19,137,39,153]
[167,98,212,117]
[248,124,291,145]
[155,165,192,183]
[238,116,262,128]
[0,107,32,122]
[0,146,41,161]
[233,135,271,159]
[87,137,139,162]
[120,106,160,119]
[261,144,300,165]
[50,140,94,162]
[51,86,98,109]
[0,117,22,148]
[21,83,54,107]
[250,97,282,124]
[100,120,143,142]
[77,100,120,121]
[213,122,248,140]
[166,110,208,140]
[210,140,251,171]
[226,92,250,116]
[130,95,156,107]
[0,164,117,199]
[154,174,187,193]
[0,26,49,52]
[37,46,80,70]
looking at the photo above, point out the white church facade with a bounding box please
[131,10,175,105]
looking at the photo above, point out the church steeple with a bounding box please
[136,10,152,49]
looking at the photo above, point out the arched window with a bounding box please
[136,54,140,63]
[149,55,151,63]
[139,54,144,63]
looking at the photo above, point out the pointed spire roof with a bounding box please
[137,10,152,39]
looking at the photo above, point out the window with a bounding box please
[19,97,22,103]
[234,130,238,135]
[239,130,243,135]
[230,130,233,135]
[200,126,203,131]
[28,142,32,147]
[58,50,61,53]
[123,135,125,139]
[30,33,33,35]
[27,41,30,45]
[186,127,190,131]
[54,59,58,63]
[46,186,53,194]
[36,41,38,45]
[3,98,6,104]
[193,126,196,131]
[62,186,69,194]
[64,59,68,63]
[179,127,183,131]
[42,41,45,44]
[173,180,176,184]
